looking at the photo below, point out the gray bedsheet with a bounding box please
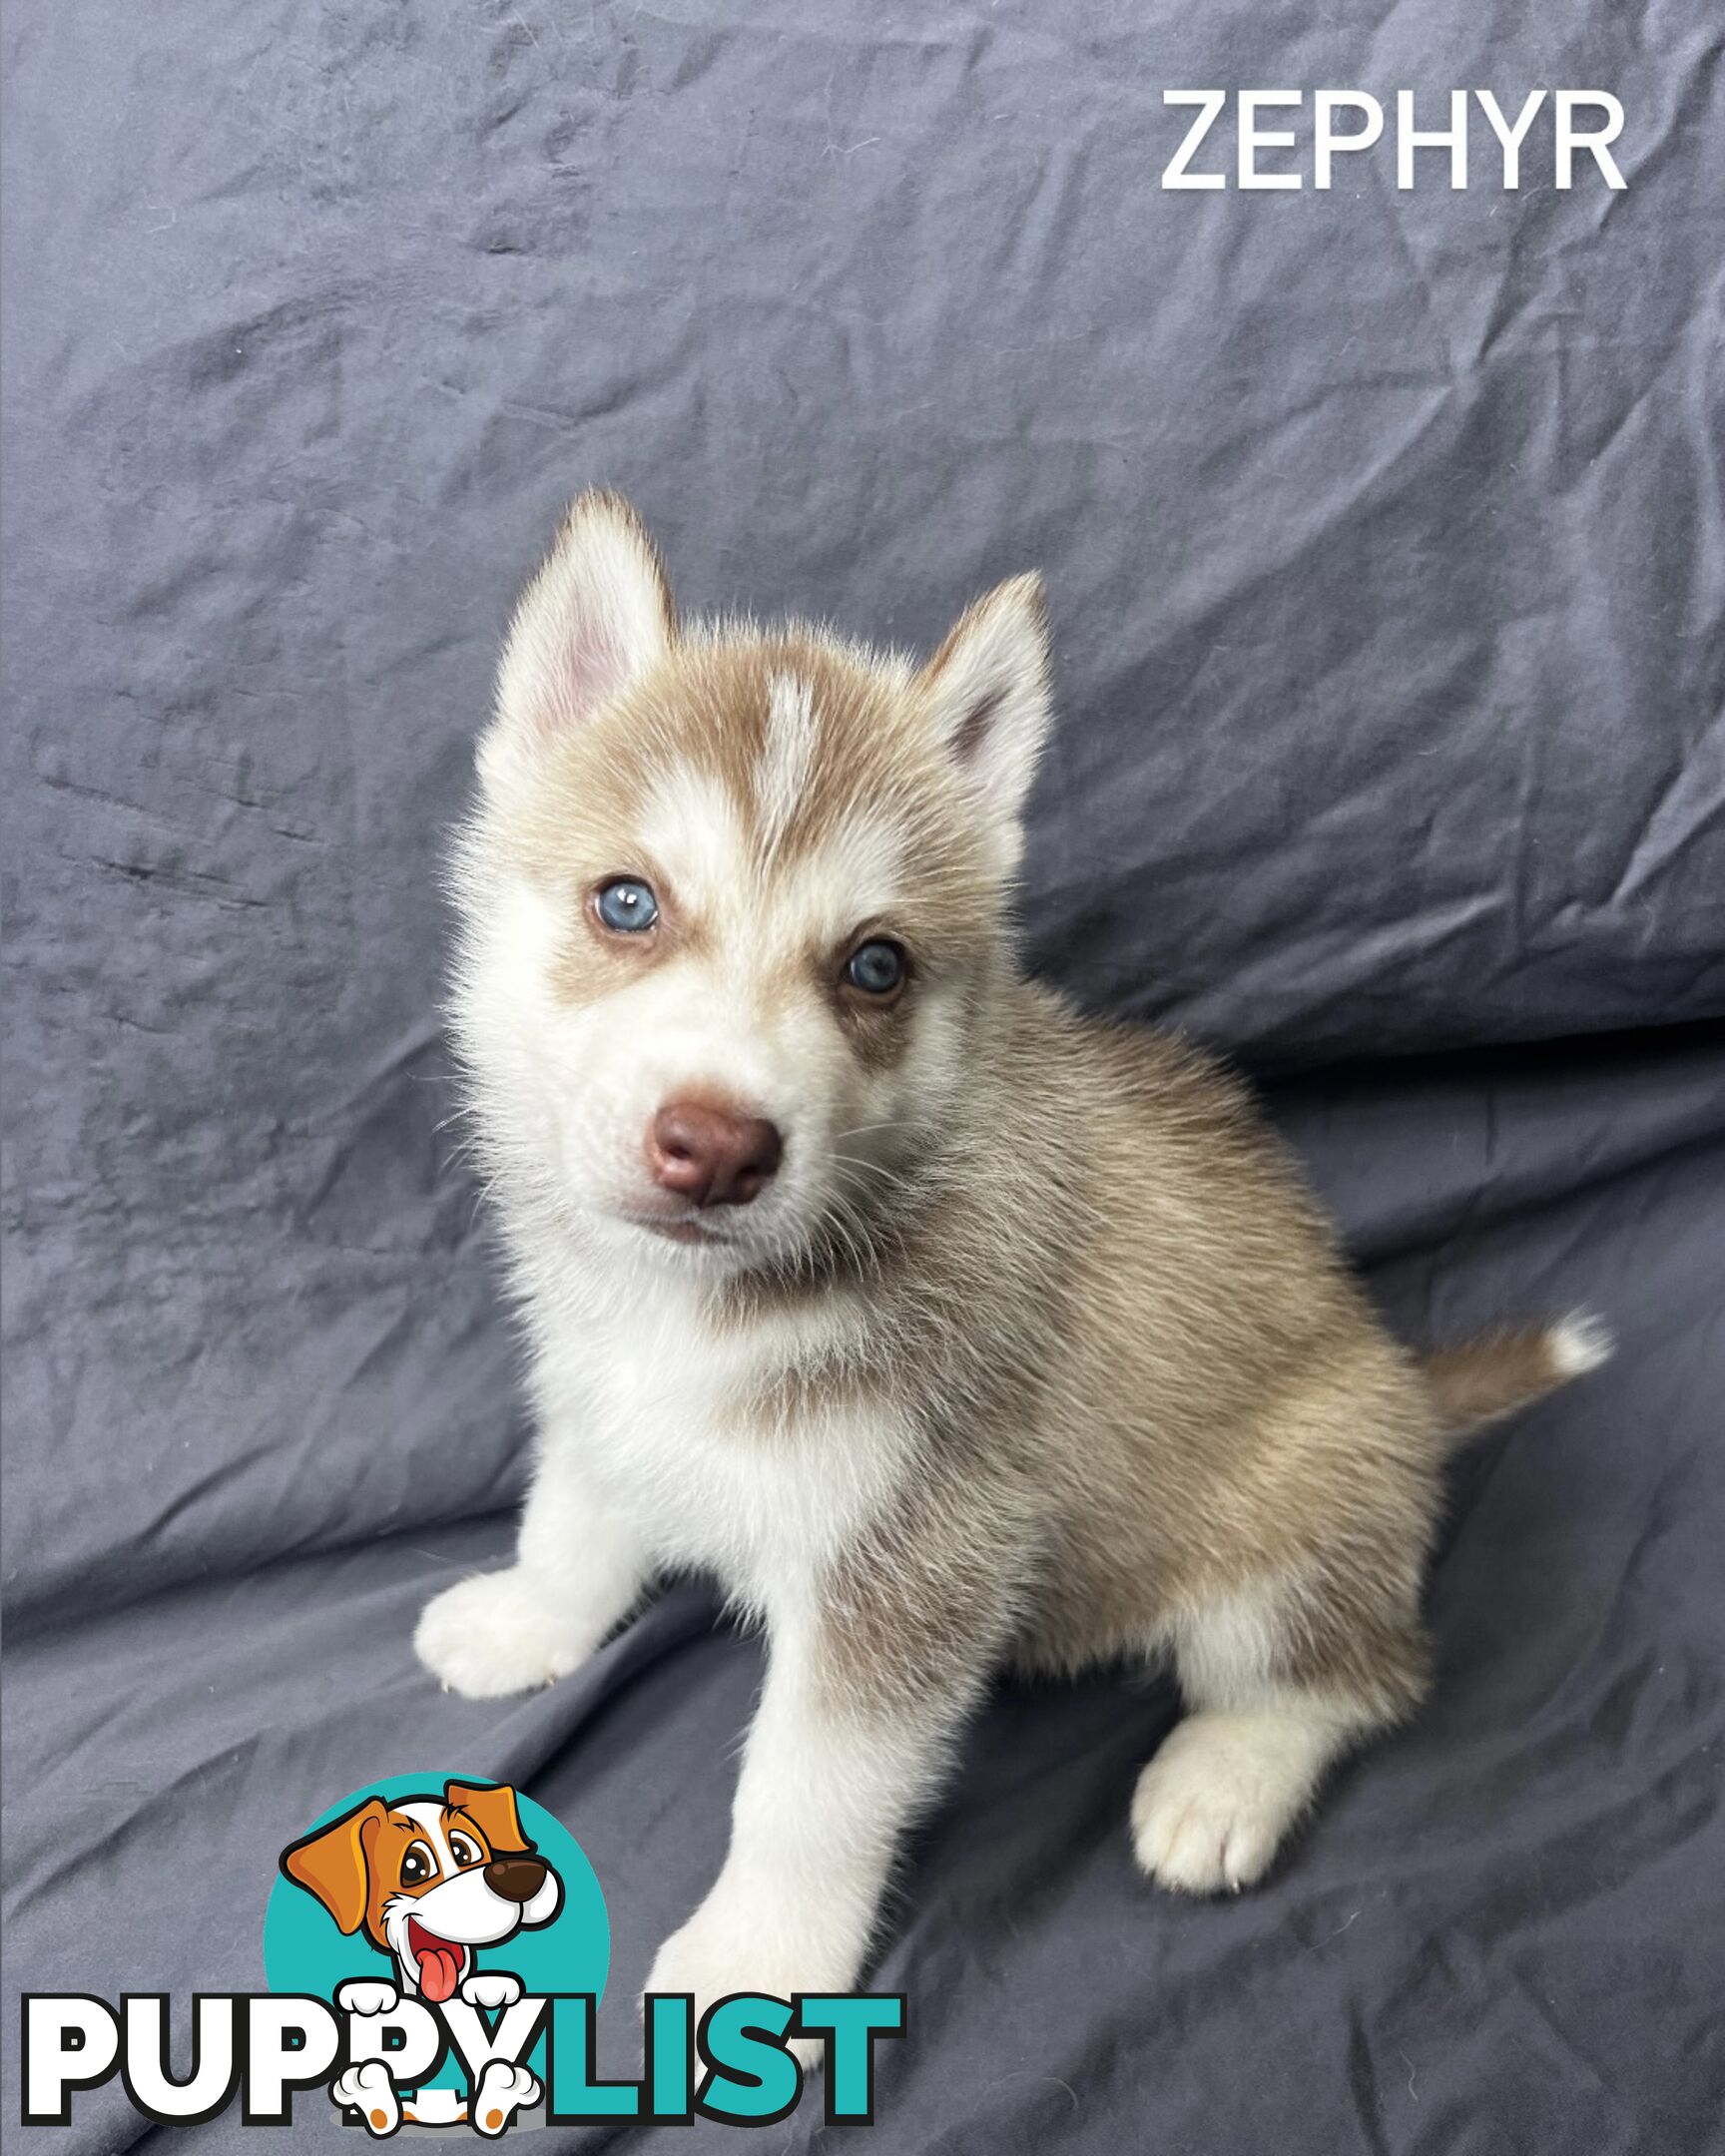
[4,2,1722,2149]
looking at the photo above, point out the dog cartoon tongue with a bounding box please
[408,1918,464,2003]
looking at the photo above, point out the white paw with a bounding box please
[335,1979,398,2017]
[415,1569,598,1699]
[460,1970,522,2010]
[471,2060,540,2136]
[647,1898,845,2075]
[1131,1711,1327,1894]
[332,2060,400,2137]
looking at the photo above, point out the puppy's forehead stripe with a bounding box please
[631,674,915,927]
[636,771,910,952]
[756,673,817,859]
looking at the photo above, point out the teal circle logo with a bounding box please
[265,1774,607,2113]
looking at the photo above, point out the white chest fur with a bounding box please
[534,1277,906,1612]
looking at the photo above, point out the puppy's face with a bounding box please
[459,494,1052,1280]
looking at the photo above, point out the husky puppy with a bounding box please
[416,491,1606,2017]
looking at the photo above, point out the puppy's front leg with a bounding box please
[416,1425,648,1699]
[646,1575,996,2028]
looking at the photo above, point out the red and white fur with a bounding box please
[415,492,1608,2038]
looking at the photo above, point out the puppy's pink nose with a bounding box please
[648,1100,783,1207]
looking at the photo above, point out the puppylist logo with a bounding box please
[21,1775,903,2135]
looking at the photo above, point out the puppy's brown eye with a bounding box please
[845,939,906,996]
[399,1841,435,1886]
[448,1834,482,1869]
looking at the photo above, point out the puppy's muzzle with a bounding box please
[484,1856,550,1904]
[647,1099,783,1207]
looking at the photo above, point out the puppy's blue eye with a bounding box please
[846,939,906,995]
[595,877,659,933]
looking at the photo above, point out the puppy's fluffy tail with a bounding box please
[1418,1314,1612,1445]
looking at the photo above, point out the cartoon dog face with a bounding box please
[280,1781,563,2001]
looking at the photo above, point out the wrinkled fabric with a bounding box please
[2,1,1722,2150]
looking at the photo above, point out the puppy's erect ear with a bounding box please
[444,1781,534,1857]
[491,489,674,759]
[280,1798,388,1935]
[917,573,1052,852]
